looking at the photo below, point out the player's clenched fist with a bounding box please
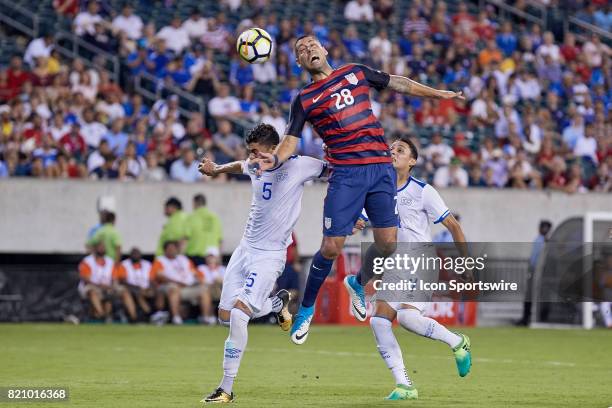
[198,158,217,176]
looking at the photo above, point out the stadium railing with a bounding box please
[0,0,39,39]
[479,0,547,27]
[566,16,612,46]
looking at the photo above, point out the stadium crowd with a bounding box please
[79,193,301,323]
[0,0,610,192]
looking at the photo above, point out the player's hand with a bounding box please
[351,218,367,235]
[438,90,465,100]
[251,152,277,176]
[198,158,217,176]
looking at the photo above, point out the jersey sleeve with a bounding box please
[285,94,306,138]
[422,185,450,224]
[150,259,164,281]
[297,156,327,181]
[355,64,390,90]
[78,261,91,280]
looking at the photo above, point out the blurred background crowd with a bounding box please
[0,0,610,192]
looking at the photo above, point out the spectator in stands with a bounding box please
[207,83,241,119]
[424,132,454,168]
[182,8,208,41]
[200,16,231,52]
[103,118,128,156]
[261,103,286,138]
[151,240,206,325]
[212,119,242,164]
[74,1,104,37]
[403,7,429,36]
[343,25,367,59]
[156,197,187,255]
[229,58,254,88]
[78,240,117,322]
[369,29,392,69]
[115,247,154,320]
[53,0,79,17]
[344,0,374,22]
[58,122,87,161]
[185,193,223,265]
[434,157,469,188]
[23,33,54,68]
[170,142,201,183]
[111,4,143,41]
[186,61,219,99]
[90,153,119,179]
[157,15,190,56]
[142,151,167,181]
[126,43,150,76]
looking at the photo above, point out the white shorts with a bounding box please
[218,242,286,314]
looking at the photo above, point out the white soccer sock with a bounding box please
[397,308,462,348]
[220,308,250,393]
[251,296,283,319]
[370,316,412,387]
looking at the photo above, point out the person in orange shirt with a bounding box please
[78,241,119,322]
[115,247,155,321]
[150,240,206,325]
[478,39,503,68]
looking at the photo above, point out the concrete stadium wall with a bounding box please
[0,179,610,256]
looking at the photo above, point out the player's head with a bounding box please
[294,35,329,73]
[390,135,418,174]
[245,123,280,159]
[93,240,106,257]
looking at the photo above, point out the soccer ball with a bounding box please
[236,28,273,64]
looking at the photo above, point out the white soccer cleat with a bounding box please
[290,304,315,345]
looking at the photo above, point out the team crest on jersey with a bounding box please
[324,217,332,229]
[401,197,413,206]
[275,170,288,182]
[344,72,358,85]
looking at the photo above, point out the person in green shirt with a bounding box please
[156,197,188,255]
[88,212,122,262]
[185,194,223,265]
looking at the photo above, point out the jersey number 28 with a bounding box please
[331,89,354,110]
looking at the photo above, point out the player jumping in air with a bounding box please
[352,135,472,400]
[253,35,464,345]
[198,124,328,404]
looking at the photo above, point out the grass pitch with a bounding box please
[1,324,611,407]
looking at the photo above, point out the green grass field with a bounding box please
[1,324,611,407]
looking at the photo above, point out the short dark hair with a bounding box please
[163,240,179,250]
[165,197,182,210]
[245,123,280,147]
[395,134,419,162]
[194,193,206,206]
[293,35,316,56]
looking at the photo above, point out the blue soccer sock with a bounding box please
[301,251,334,308]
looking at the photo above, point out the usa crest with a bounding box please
[324,217,332,229]
[344,72,358,85]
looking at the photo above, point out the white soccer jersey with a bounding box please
[396,176,450,243]
[240,155,326,251]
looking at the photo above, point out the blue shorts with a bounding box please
[323,162,398,237]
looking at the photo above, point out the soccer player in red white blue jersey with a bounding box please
[254,35,464,345]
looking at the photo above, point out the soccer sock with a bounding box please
[370,316,412,387]
[397,308,462,348]
[251,296,283,319]
[220,308,250,394]
[356,243,385,286]
[301,251,334,308]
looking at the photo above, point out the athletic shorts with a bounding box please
[158,283,204,304]
[372,243,438,312]
[219,242,286,314]
[323,162,398,237]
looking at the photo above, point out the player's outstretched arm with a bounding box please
[441,214,473,281]
[198,157,244,176]
[253,134,299,174]
[387,75,464,100]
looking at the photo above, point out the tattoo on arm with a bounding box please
[388,75,446,98]
[387,75,414,94]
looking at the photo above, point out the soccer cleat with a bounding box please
[452,332,472,377]
[201,387,234,404]
[343,275,367,322]
[290,304,314,345]
[384,384,418,400]
[275,289,292,331]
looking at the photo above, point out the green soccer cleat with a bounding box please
[201,387,234,404]
[384,384,419,400]
[452,332,472,377]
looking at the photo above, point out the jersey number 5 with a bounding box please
[262,182,272,200]
[331,89,355,110]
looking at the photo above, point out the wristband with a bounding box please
[273,154,279,167]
